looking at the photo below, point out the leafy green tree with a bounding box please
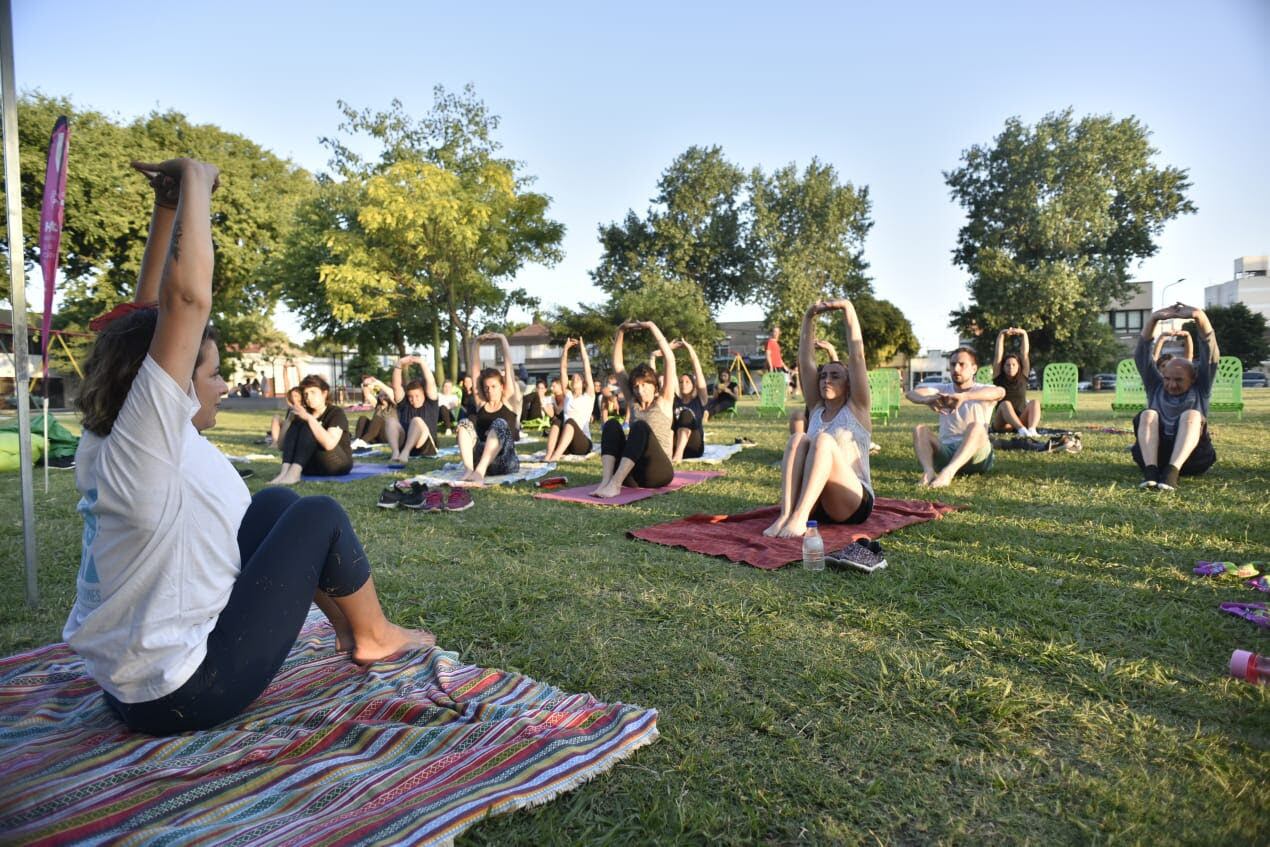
[946,108,1196,371]
[276,87,563,382]
[2,93,313,360]
[593,145,753,311]
[847,294,920,367]
[749,159,874,359]
[1184,302,1269,370]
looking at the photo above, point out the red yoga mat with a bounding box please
[629,499,960,569]
[534,470,723,505]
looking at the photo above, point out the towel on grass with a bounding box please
[526,448,600,462]
[301,463,395,483]
[534,470,723,506]
[682,443,746,464]
[409,461,556,488]
[225,452,276,463]
[0,610,659,847]
[630,500,959,569]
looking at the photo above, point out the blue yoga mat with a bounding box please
[301,463,394,483]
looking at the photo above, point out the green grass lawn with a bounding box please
[2,391,1268,844]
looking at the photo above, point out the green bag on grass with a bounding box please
[0,414,77,469]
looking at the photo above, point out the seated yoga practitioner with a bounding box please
[990,327,1041,436]
[703,367,738,423]
[1133,303,1220,491]
[267,385,303,448]
[521,379,550,425]
[270,374,354,484]
[66,157,431,736]
[657,339,709,463]
[907,347,1005,488]
[764,300,875,538]
[436,379,459,434]
[364,355,440,463]
[354,389,396,444]
[545,337,596,461]
[458,374,478,420]
[457,332,524,485]
[593,320,678,498]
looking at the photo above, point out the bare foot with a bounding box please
[591,481,622,498]
[762,516,789,537]
[352,623,437,665]
[332,622,354,653]
[929,472,953,489]
[776,520,808,539]
[919,471,934,486]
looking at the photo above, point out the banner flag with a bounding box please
[38,115,69,380]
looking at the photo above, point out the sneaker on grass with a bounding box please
[411,489,445,513]
[443,487,474,512]
[378,480,423,509]
[827,540,888,573]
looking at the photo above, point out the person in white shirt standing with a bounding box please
[65,158,433,736]
[906,347,1006,488]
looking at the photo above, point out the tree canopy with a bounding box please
[1186,302,1269,370]
[946,108,1196,371]
[274,87,563,380]
[1,93,313,357]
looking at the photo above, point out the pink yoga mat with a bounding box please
[630,500,959,569]
[534,470,723,505]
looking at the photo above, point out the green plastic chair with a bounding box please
[886,369,901,417]
[1209,356,1244,420]
[1111,358,1145,415]
[975,364,994,385]
[867,370,891,424]
[1041,362,1078,418]
[756,371,788,418]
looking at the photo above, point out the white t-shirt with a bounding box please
[63,356,250,703]
[562,391,595,432]
[436,391,459,411]
[932,381,993,444]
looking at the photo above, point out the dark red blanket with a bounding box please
[629,499,959,570]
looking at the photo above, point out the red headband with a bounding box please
[88,301,158,331]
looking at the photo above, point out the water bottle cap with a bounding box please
[1230,649,1254,680]
[806,520,818,528]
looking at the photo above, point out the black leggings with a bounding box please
[555,417,592,455]
[103,488,371,735]
[437,406,455,434]
[282,419,353,476]
[355,415,388,444]
[672,408,705,459]
[601,419,673,488]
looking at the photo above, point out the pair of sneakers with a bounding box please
[377,480,473,512]
[1139,466,1179,492]
[1016,426,1041,438]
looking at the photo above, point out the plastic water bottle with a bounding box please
[1229,650,1270,684]
[802,521,825,572]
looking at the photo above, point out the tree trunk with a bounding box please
[393,325,406,358]
[431,312,443,378]
[447,282,461,382]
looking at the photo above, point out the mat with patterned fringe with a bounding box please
[0,610,659,846]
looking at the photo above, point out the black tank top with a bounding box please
[475,403,520,442]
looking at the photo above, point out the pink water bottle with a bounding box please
[1229,650,1270,684]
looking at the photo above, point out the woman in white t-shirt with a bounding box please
[545,337,595,461]
[65,158,433,736]
[764,299,875,538]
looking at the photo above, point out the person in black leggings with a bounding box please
[658,338,710,463]
[270,374,353,483]
[593,320,678,498]
[354,390,396,444]
[457,332,524,485]
[105,488,374,734]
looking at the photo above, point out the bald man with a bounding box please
[1133,303,1220,491]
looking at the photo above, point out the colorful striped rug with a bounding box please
[0,611,659,845]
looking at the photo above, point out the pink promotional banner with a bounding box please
[38,116,70,379]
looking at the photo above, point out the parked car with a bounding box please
[917,375,947,387]
[1027,370,1039,390]
[1077,380,1092,392]
[1243,370,1268,388]
[1092,373,1116,391]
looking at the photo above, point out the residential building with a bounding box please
[1101,280,1155,350]
[715,320,768,364]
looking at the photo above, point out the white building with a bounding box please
[1204,256,1270,323]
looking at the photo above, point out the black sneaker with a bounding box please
[827,540,888,573]
[399,482,431,509]
[377,480,422,509]
[237,468,255,480]
[44,455,75,469]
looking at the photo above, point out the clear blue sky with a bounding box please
[12,0,1270,349]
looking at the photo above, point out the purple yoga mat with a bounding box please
[533,470,723,505]
[301,463,394,483]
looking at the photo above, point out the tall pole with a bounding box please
[1,0,40,607]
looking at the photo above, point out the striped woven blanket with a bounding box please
[0,611,659,846]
